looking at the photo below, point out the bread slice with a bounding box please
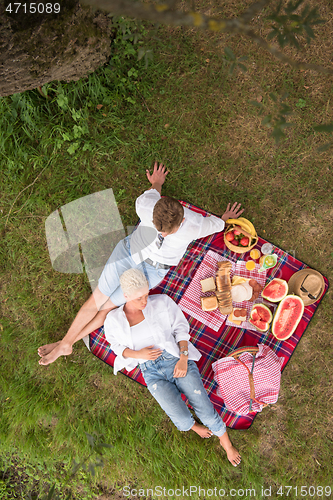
[216,274,231,292]
[201,295,218,312]
[215,260,233,314]
[215,291,232,302]
[218,303,233,315]
[200,277,216,293]
[217,261,232,270]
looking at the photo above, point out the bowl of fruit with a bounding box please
[224,217,258,254]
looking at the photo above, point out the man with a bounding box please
[38,162,244,365]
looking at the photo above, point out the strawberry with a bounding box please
[240,237,249,246]
[225,231,234,241]
[231,239,239,246]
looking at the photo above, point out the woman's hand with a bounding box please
[221,202,244,222]
[139,346,163,360]
[173,358,188,378]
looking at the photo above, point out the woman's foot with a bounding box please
[38,341,73,365]
[38,341,60,357]
[219,432,242,467]
[191,422,213,438]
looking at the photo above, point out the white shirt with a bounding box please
[130,318,163,364]
[130,189,225,266]
[104,294,201,374]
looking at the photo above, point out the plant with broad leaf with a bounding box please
[24,433,112,500]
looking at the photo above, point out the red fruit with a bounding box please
[231,239,239,246]
[249,317,269,332]
[262,278,288,303]
[240,237,249,246]
[225,231,234,242]
[233,229,241,236]
[272,295,304,340]
[251,310,260,322]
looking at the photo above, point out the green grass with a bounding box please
[1,4,333,499]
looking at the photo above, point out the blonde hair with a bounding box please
[120,268,149,297]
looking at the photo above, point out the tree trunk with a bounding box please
[0,1,113,97]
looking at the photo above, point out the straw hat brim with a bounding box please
[288,269,325,306]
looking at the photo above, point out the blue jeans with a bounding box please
[140,351,226,436]
[98,235,169,306]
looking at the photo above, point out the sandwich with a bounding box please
[201,295,218,312]
[200,277,216,293]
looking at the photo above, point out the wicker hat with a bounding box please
[288,269,325,306]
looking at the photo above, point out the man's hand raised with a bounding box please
[146,162,169,194]
[221,202,244,222]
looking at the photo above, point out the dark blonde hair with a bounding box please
[153,196,184,233]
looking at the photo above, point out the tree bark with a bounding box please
[0,1,113,97]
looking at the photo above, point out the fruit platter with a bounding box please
[224,217,258,254]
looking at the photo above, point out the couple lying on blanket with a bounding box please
[38,162,244,466]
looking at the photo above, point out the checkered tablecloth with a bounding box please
[89,200,329,430]
[178,250,235,331]
[212,344,284,415]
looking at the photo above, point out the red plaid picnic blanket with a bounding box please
[89,201,329,430]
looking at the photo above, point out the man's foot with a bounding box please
[219,433,242,467]
[191,422,213,438]
[38,342,73,366]
[38,341,60,357]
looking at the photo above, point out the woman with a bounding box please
[104,269,241,467]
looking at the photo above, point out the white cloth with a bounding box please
[130,189,225,266]
[130,318,163,364]
[104,294,201,374]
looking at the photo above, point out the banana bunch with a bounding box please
[226,217,256,237]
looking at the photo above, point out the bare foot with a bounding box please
[38,342,73,366]
[219,432,241,467]
[38,341,60,357]
[191,422,213,438]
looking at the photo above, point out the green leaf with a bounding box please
[88,464,96,476]
[229,62,236,75]
[73,125,84,139]
[314,123,333,133]
[279,103,293,115]
[271,126,286,143]
[295,98,306,108]
[317,142,333,152]
[82,143,92,152]
[57,94,68,110]
[85,432,95,447]
[269,93,278,102]
[224,46,236,61]
[67,142,79,155]
[238,63,247,72]
[249,100,264,108]
[261,115,272,126]
[61,132,71,141]
[137,47,146,61]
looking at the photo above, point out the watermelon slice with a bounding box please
[249,317,269,332]
[272,295,304,340]
[249,304,273,332]
[262,278,288,303]
[251,310,260,322]
[252,304,273,323]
